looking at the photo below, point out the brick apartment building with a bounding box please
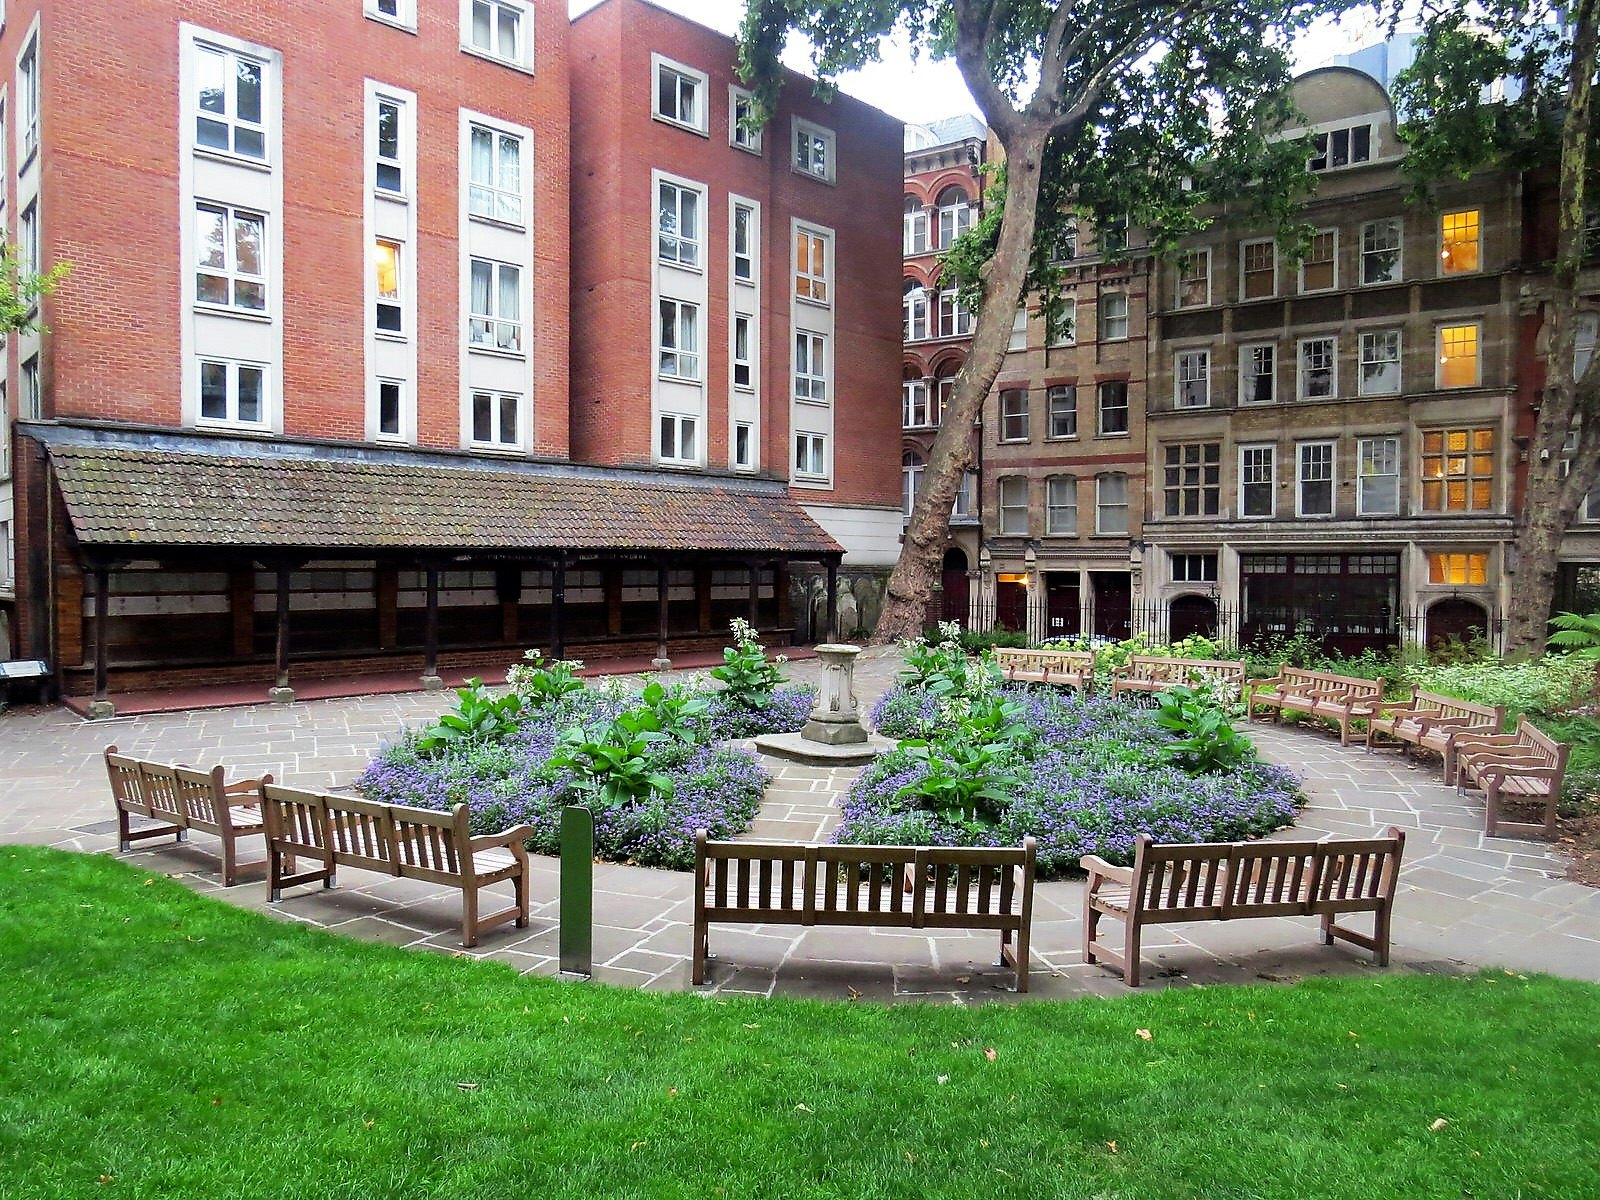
[0,0,900,708]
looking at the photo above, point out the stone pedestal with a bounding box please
[268,686,296,704]
[651,657,673,672]
[419,674,445,692]
[85,699,117,720]
[801,643,868,746]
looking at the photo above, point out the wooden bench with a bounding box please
[1247,667,1383,746]
[103,746,272,887]
[1083,828,1406,987]
[1452,717,1569,839]
[992,648,1094,691]
[693,833,1037,991]
[259,784,534,947]
[1368,688,1504,765]
[1110,655,1247,699]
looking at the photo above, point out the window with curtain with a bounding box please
[468,125,523,225]
[468,258,521,352]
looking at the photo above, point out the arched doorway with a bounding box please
[1426,597,1489,651]
[941,548,969,626]
[1169,594,1219,641]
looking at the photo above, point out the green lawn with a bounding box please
[2,847,1597,1199]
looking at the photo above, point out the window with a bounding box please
[468,124,523,224]
[794,228,828,303]
[1096,473,1129,534]
[1100,292,1129,340]
[936,187,971,248]
[794,432,827,477]
[1052,219,1078,263]
[1429,552,1488,586]
[1172,553,1218,583]
[1000,388,1029,441]
[729,88,761,153]
[1297,441,1335,517]
[734,421,754,470]
[654,58,706,133]
[1175,349,1209,408]
[903,197,929,255]
[17,201,37,277]
[1176,249,1210,308]
[194,203,266,313]
[1163,442,1221,517]
[373,239,402,333]
[1421,428,1496,512]
[1099,217,1128,254]
[660,414,699,464]
[1358,436,1400,515]
[998,476,1028,535]
[21,355,40,419]
[903,379,930,429]
[1299,336,1337,401]
[1008,306,1028,352]
[657,179,701,268]
[1239,445,1276,518]
[1241,239,1276,300]
[935,375,956,425]
[1047,296,1076,347]
[366,0,414,28]
[467,0,528,67]
[733,204,755,282]
[1437,323,1481,389]
[903,281,929,341]
[18,32,38,162]
[1239,343,1276,404]
[194,42,265,160]
[468,258,521,352]
[733,314,754,389]
[198,359,267,427]
[901,450,924,516]
[1577,312,1599,378]
[1300,229,1336,291]
[1097,380,1129,436]
[373,97,404,194]
[1047,385,1077,438]
[1440,209,1481,274]
[953,471,975,519]
[1361,218,1402,285]
[938,288,973,338]
[794,119,835,182]
[377,379,403,439]
[794,332,827,403]
[657,298,699,379]
[1046,476,1077,534]
[1359,329,1402,396]
[1308,122,1372,171]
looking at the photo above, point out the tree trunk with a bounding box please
[871,126,1050,644]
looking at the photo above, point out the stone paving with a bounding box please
[2,648,1598,1002]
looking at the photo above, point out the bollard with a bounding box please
[559,805,594,978]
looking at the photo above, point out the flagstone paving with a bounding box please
[2,649,1597,1002]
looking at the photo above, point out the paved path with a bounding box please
[3,650,1597,1002]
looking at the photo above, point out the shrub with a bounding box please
[1152,685,1254,774]
[506,650,587,708]
[955,627,1030,654]
[898,622,998,699]
[709,618,787,710]
[415,679,522,756]
[701,684,815,741]
[1404,654,1599,720]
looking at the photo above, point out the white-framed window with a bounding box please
[468,258,521,352]
[1308,122,1372,171]
[366,0,416,31]
[733,203,756,282]
[795,227,829,304]
[1360,218,1402,285]
[653,55,707,134]
[1240,239,1276,300]
[468,123,524,225]
[657,298,699,379]
[904,196,929,255]
[1298,335,1337,401]
[1239,342,1276,404]
[465,0,532,71]
[936,186,972,248]
[469,390,520,447]
[195,203,266,313]
[194,41,266,161]
[998,476,1029,535]
[1000,388,1029,441]
[1576,312,1599,378]
[1095,473,1129,534]
[1163,442,1221,517]
[729,87,761,153]
[935,375,956,425]
[16,200,37,278]
[903,281,929,341]
[734,421,755,470]
[197,358,267,428]
[733,314,754,389]
[21,355,40,419]
[1047,295,1076,347]
[1358,329,1402,396]
[1046,475,1077,534]
[1175,349,1209,408]
[1238,444,1276,518]
[794,432,827,478]
[1097,380,1129,435]
[1437,322,1482,389]
[794,332,827,403]
[657,178,702,268]
[16,29,36,163]
[1300,229,1336,292]
[903,379,930,429]
[1176,248,1210,308]
[1052,219,1078,262]
[374,238,403,333]
[1047,385,1077,438]
[793,118,835,182]
[1440,209,1481,274]
[376,378,404,439]
[373,95,405,194]
[1296,440,1335,517]
[1357,436,1400,515]
[659,413,699,464]
[938,288,973,338]
[1008,305,1029,352]
[953,471,975,519]
[1100,291,1128,340]
[902,449,924,516]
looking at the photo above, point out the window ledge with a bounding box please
[795,295,832,312]
[193,304,272,324]
[732,141,763,157]
[365,12,418,34]
[791,167,837,187]
[1096,432,1131,440]
[467,211,529,234]
[374,186,411,203]
[659,258,705,276]
[194,420,275,437]
[467,343,527,361]
[652,113,709,139]
[375,331,410,344]
[374,433,412,447]
[794,396,830,408]
[1045,435,1080,443]
[192,146,272,173]
[459,44,536,77]
[467,442,528,457]
[657,373,703,386]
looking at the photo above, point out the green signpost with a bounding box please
[559,805,593,978]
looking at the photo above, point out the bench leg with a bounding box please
[1010,924,1030,993]
[691,914,709,986]
[1083,891,1101,964]
[1373,907,1392,968]
[461,883,480,949]
[1320,912,1334,946]
[1124,925,1142,988]
[514,866,530,929]
[221,835,237,889]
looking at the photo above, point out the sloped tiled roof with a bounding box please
[48,444,842,557]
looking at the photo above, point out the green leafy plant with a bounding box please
[899,621,997,700]
[505,650,587,708]
[550,706,675,810]
[709,618,786,709]
[1549,612,1600,660]
[417,679,523,756]
[1153,685,1254,775]
[895,734,1023,831]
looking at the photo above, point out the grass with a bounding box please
[3,847,1598,1199]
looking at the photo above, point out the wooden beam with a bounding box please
[271,565,294,701]
[655,562,670,666]
[549,557,566,660]
[91,562,110,705]
[421,565,442,689]
[825,560,839,643]
[747,561,760,627]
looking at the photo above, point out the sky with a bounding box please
[569,1,1393,129]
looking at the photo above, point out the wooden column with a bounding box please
[775,561,792,636]
[270,565,294,701]
[375,564,400,649]
[695,565,713,632]
[747,561,761,628]
[549,557,566,660]
[87,562,113,718]
[420,565,442,689]
[825,559,839,643]
[497,566,521,646]
[229,567,255,658]
[654,562,670,667]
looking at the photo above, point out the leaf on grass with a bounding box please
[1135,1028,1153,1042]
[795,1103,813,1113]
[956,976,971,984]
[1429,1117,1449,1132]
[98,1176,114,1186]
[937,1075,949,1085]
[984,1047,998,1062]
[1106,1140,1118,1154]
[630,1141,648,1151]
[363,1119,375,1129]
[668,1087,678,1098]
[456,1082,479,1092]
[743,1023,760,1029]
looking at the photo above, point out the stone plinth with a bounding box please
[801,643,867,746]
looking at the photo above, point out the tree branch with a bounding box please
[953,0,1022,142]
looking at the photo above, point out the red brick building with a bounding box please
[0,0,900,707]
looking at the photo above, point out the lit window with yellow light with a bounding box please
[1440,209,1480,274]
[1420,427,1496,512]
[1437,323,1480,389]
[374,239,402,334]
[1428,552,1488,585]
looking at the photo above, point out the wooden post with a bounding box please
[269,565,294,702]
[87,562,114,719]
[550,557,566,660]
[747,561,761,628]
[653,562,671,669]
[825,559,839,643]
[420,565,443,691]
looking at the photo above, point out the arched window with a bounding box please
[937,186,973,249]
[902,449,925,516]
[903,195,929,255]
[902,368,931,429]
[903,278,929,342]
[933,359,961,425]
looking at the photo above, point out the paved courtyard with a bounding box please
[3,649,1597,1001]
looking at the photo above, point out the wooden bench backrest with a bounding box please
[138,762,189,825]
[104,746,153,817]
[1412,691,1503,727]
[1124,656,1246,684]
[172,765,228,827]
[321,794,400,875]
[993,648,1093,674]
[387,802,473,883]
[260,784,331,858]
[1517,717,1569,769]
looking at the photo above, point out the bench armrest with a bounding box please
[221,778,266,796]
[1478,763,1560,783]
[1080,855,1135,886]
[1452,733,1523,752]
[471,824,536,851]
